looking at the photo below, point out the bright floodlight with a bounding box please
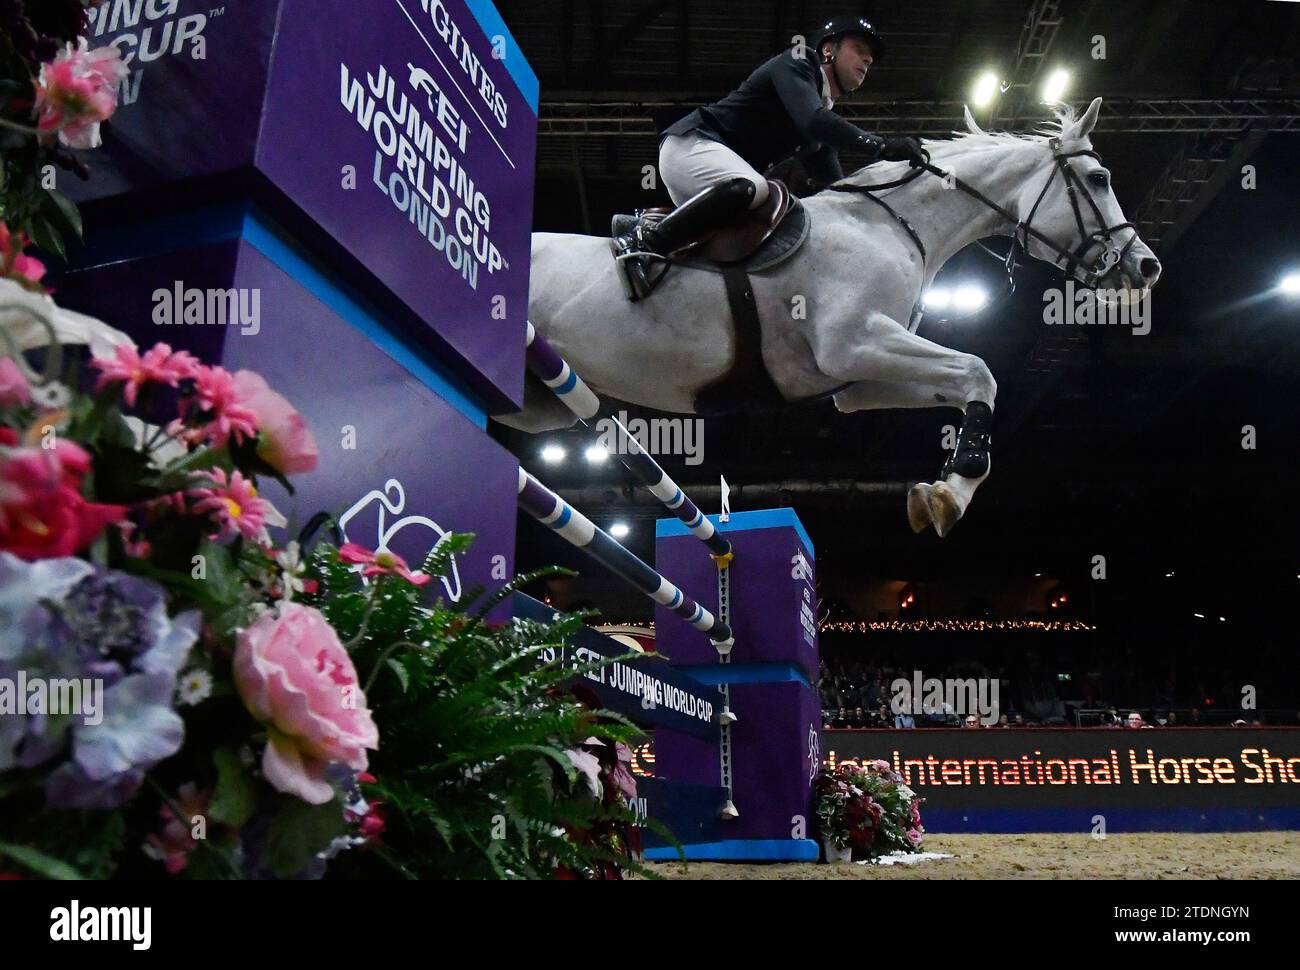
[584,444,609,464]
[609,522,630,539]
[923,287,952,310]
[1041,68,1071,104]
[541,444,566,464]
[1279,271,1300,295]
[953,284,989,312]
[971,71,1000,109]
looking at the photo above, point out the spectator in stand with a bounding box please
[834,707,848,729]
[850,706,867,729]
[996,714,1010,728]
[962,714,980,729]
[1165,711,1178,727]
[894,704,915,729]
[865,676,885,709]
[1126,711,1151,729]
[1188,707,1203,726]
[1013,713,1026,727]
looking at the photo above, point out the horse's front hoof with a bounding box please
[927,483,963,538]
[907,484,933,533]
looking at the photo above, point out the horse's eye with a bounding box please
[1088,171,1110,188]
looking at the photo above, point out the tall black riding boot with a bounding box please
[636,177,757,256]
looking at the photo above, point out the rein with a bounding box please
[828,137,1140,324]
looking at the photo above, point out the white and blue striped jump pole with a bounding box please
[525,322,733,563]
[517,468,734,646]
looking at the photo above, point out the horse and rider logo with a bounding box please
[338,478,462,602]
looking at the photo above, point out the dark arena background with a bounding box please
[0,0,1298,942]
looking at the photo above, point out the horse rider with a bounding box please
[621,16,927,268]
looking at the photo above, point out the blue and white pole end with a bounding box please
[525,321,600,420]
[717,708,739,726]
[720,800,740,820]
[713,636,734,658]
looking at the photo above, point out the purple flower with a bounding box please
[0,553,199,807]
[46,673,185,810]
[50,570,196,686]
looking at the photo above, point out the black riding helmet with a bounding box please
[812,16,886,63]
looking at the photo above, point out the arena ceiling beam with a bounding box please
[537,98,1300,137]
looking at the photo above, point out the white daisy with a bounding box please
[274,541,307,603]
[177,668,213,706]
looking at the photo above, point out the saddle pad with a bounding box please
[609,199,810,274]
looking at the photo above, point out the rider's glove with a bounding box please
[882,136,926,167]
[859,133,886,159]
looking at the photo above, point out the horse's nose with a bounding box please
[1139,256,1161,283]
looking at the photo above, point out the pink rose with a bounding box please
[0,357,30,407]
[905,828,924,848]
[233,604,379,804]
[34,40,128,149]
[232,370,318,475]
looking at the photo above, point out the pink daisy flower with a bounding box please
[91,342,200,407]
[338,543,430,586]
[189,468,285,543]
[171,365,259,449]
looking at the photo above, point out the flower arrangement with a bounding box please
[0,303,649,879]
[813,760,925,862]
[1,1,125,262]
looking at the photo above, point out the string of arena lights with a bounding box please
[599,620,1097,633]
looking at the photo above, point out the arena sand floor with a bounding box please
[647,833,1300,879]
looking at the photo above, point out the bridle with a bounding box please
[1013,136,1139,288]
[827,135,1142,322]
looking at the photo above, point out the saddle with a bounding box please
[610,179,809,301]
[609,179,813,414]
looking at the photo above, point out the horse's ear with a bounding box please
[1075,97,1102,138]
[963,105,984,135]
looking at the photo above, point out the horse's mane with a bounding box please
[834,102,1092,192]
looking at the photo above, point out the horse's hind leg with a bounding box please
[820,312,997,537]
[492,372,583,434]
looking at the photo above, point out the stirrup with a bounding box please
[612,229,672,301]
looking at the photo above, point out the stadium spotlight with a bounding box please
[541,444,566,464]
[1040,68,1071,104]
[609,522,630,539]
[923,287,952,310]
[584,444,609,464]
[953,284,989,312]
[1279,271,1300,296]
[971,71,1000,108]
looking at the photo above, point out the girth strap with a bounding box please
[694,265,787,414]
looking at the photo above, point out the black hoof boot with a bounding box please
[941,401,993,479]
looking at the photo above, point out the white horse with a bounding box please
[501,98,1161,536]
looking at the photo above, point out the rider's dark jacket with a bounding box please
[662,48,878,185]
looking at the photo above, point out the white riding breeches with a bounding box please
[658,133,770,210]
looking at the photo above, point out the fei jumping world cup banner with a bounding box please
[69,0,538,411]
[257,0,538,409]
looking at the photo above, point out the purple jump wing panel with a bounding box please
[54,232,518,610]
